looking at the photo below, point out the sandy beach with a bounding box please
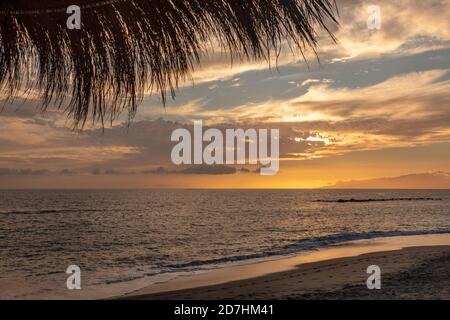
[124,234,450,300]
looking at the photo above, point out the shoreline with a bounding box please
[5,233,449,300]
[122,234,450,300]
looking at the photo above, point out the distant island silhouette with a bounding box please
[316,197,443,203]
[325,172,450,189]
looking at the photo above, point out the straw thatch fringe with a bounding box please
[0,0,338,127]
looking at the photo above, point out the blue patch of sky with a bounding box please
[137,47,450,119]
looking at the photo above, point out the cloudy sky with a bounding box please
[1,0,450,189]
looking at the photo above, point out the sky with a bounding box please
[1,0,450,189]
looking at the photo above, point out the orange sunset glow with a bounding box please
[1,0,450,189]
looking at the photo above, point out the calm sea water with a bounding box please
[1,189,449,298]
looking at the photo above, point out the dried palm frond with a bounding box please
[0,0,339,126]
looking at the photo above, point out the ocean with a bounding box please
[1,189,449,299]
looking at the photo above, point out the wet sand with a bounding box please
[124,234,450,300]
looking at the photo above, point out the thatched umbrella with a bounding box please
[0,0,338,126]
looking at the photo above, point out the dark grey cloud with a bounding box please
[142,164,240,175]
[179,165,237,175]
[0,168,49,176]
[59,169,74,175]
